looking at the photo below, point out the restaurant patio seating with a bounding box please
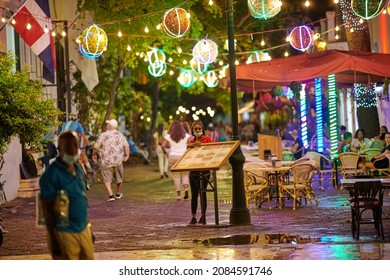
[349,181,385,240]
[278,163,318,210]
[360,148,381,162]
[306,151,337,190]
[338,152,364,181]
[369,155,390,178]
[243,162,271,209]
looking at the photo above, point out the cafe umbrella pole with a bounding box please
[226,0,251,225]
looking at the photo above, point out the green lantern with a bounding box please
[351,0,385,20]
[248,0,282,20]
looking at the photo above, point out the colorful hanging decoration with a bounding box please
[147,48,166,66]
[246,51,271,64]
[190,58,208,74]
[272,86,284,97]
[315,38,327,51]
[79,24,108,58]
[248,0,282,20]
[203,70,219,88]
[162,7,191,38]
[177,69,196,88]
[351,0,385,20]
[193,39,219,64]
[148,62,166,78]
[289,25,314,52]
[340,0,366,30]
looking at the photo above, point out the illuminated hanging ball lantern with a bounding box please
[79,24,108,58]
[351,0,385,20]
[315,38,328,51]
[203,70,219,88]
[248,0,282,20]
[148,62,166,78]
[289,25,314,52]
[192,39,219,64]
[162,8,190,38]
[147,48,166,67]
[190,58,208,74]
[177,69,195,88]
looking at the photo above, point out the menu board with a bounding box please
[170,141,240,172]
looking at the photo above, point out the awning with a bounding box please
[232,50,390,91]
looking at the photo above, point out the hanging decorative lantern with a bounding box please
[177,69,196,88]
[190,58,208,74]
[79,24,108,58]
[248,0,282,20]
[147,48,166,67]
[148,62,166,78]
[272,86,284,97]
[192,39,219,64]
[351,0,385,20]
[203,70,219,88]
[315,38,328,51]
[246,50,271,64]
[289,25,314,52]
[162,8,190,38]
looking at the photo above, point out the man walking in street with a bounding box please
[92,119,129,201]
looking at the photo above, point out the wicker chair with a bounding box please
[338,152,364,180]
[243,163,271,209]
[305,151,337,190]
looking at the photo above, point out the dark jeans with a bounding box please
[189,171,209,215]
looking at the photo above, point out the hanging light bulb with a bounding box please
[260,38,265,47]
[51,30,56,37]
[1,17,6,23]
[350,27,354,33]
[209,0,213,5]
[156,23,161,30]
[11,18,16,24]
[118,30,123,37]
[235,60,239,65]
[335,25,339,32]
[144,26,149,33]
[44,25,49,33]
[335,34,339,40]
[61,30,66,37]
[284,51,289,57]
[304,0,310,7]
[359,18,364,24]
[127,45,131,51]
[177,46,182,53]
[169,70,174,75]
[26,21,32,30]
[334,0,339,3]
[183,59,187,65]
[168,57,173,63]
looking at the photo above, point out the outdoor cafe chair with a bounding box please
[349,181,385,240]
[305,151,337,190]
[338,152,364,181]
[278,163,318,210]
[369,155,390,178]
[243,163,271,209]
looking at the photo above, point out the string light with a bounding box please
[340,0,365,30]
[118,30,122,37]
[284,51,289,57]
[355,83,377,108]
[260,34,265,46]
[127,44,131,51]
[61,30,66,37]
[334,0,339,3]
[26,21,31,30]
[44,25,49,33]
[177,46,182,53]
[208,0,213,5]
[156,23,161,30]
[144,26,149,33]
[51,30,56,37]
[328,74,338,158]
[11,18,16,24]
[305,1,310,8]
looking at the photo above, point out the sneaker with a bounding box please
[198,216,205,224]
[183,191,189,199]
[189,217,197,225]
[107,196,115,202]
[115,193,123,200]
[164,172,169,178]
[176,196,181,201]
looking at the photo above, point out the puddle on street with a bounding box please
[195,234,321,246]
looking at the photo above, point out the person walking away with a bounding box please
[160,120,191,201]
[153,123,169,178]
[39,131,94,259]
[92,119,129,201]
[188,121,212,225]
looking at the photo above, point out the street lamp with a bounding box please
[226,0,251,225]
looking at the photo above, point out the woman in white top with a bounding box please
[161,120,192,201]
[153,123,169,179]
[350,128,371,153]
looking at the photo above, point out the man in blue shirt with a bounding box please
[39,131,94,259]
[127,134,150,164]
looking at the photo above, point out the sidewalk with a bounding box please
[1,161,390,260]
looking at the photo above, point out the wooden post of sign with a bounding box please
[257,133,282,160]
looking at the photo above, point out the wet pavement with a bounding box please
[1,160,390,260]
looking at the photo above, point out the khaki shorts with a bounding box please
[100,164,124,183]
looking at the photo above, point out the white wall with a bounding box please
[2,138,22,202]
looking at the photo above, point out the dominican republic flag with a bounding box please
[11,0,56,83]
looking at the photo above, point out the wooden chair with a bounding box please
[243,163,271,209]
[349,181,385,240]
[338,152,364,181]
[305,151,337,190]
[370,155,390,178]
[278,163,318,210]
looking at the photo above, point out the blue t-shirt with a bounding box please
[39,159,88,233]
[128,139,138,154]
[61,120,84,134]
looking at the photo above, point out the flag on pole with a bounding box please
[11,0,56,83]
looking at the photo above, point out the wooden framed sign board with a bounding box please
[171,141,240,172]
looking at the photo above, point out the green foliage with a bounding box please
[0,52,61,155]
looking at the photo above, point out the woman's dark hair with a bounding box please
[168,120,186,143]
[353,128,365,139]
[191,120,205,136]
